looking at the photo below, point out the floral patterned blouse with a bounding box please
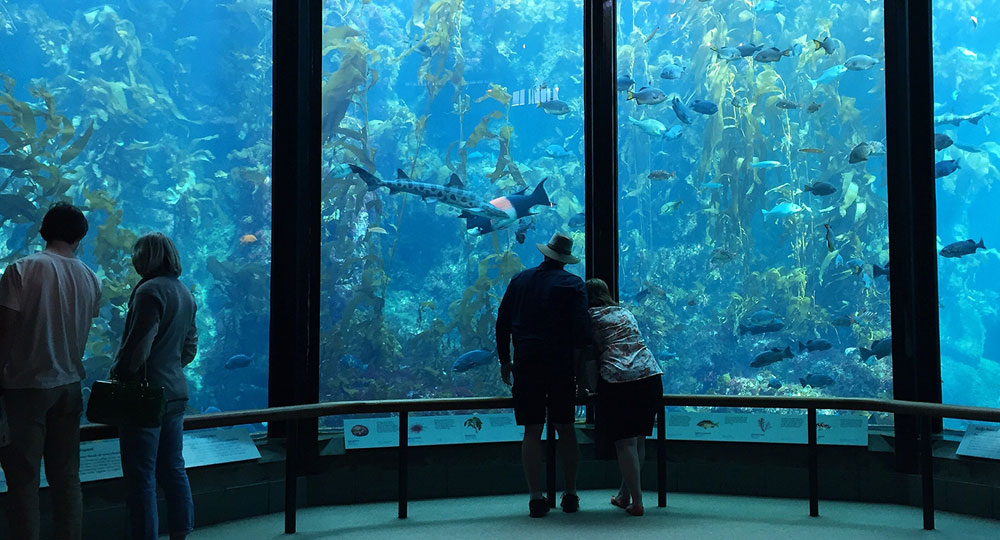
[588,305,663,383]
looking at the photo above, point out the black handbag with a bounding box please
[85,364,165,428]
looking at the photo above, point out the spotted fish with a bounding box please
[350,165,510,221]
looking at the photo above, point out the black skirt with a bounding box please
[594,374,663,459]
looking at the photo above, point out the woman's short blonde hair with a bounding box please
[586,278,617,308]
[132,232,182,278]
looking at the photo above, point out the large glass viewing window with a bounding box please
[616,1,891,416]
[319,0,585,412]
[932,1,1000,427]
[0,2,272,418]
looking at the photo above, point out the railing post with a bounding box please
[546,421,557,507]
[657,404,666,508]
[807,408,818,517]
[920,415,934,530]
[399,411,408,519]
[284,419,298,534]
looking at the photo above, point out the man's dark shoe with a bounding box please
[529,498,550,518]
[560,493,580,513]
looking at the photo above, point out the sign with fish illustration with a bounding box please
[345,413,525,449]
[655,413,866,446]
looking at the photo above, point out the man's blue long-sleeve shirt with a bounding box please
[496,260,592,364]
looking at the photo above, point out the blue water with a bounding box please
[617,1,891,413]
[932,1,1000,427]
[1,1,995,428]
[0,1,272,416]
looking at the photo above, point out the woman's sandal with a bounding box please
[610,495,629,510]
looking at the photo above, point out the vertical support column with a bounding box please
[284,419,298,534]
[399,411,408,519]
[583,0,618,291]
[546,421,557,507]
[883,0,940,473]
[807,408,818,518]
[270,0,322,469]
[920,415,935,530]
[657,405,666,508]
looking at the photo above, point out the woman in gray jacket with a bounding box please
[111,233,198,540]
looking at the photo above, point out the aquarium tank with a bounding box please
[932,0,1000,428]
[5,0,991,435]
[0,1,272,419]
[318,0,585,415]
[616,0,891,421]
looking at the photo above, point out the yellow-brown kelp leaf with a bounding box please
[0,118,25,149]
[325,25,362,43]
[28,87,57,120]
[839,180,859,217]
[61,123,94,165]
[465,110,503,148]
[450,53,466,87]
[83,187,117,214]
[0,93,36,139]
[16,102,36,139]
[0,73,14,94]
[322,50,369,133]
[322,25,363,56]
[333,140,374,171]
[0,154,38,174]
[474,83,511,107]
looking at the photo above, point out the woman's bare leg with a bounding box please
[615,437,643,508]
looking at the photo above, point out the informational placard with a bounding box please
[0,428,260,493]
[182,428,261,468]
[957,424,1000,460]
[652,412,867,446]
[345,412,525,450]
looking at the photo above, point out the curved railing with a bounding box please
[79,396,1000,533]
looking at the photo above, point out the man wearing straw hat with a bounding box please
[496,232,591,518]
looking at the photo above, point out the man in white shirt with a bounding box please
[0,202,102,540]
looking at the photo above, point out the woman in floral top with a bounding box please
[586,278,663,516]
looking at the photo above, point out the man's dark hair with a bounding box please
[40,202,89,244]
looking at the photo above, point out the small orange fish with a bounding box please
[239,234,258,245]
[799,148,825,154]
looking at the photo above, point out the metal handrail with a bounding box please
[77,395,1000,534]
[78,395,1000,440]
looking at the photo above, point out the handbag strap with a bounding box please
[121,276,155,387]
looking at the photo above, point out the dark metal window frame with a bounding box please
[269,0,322,468]
[884,0,941,470]
[266,0,942,472]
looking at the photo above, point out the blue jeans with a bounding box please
[118,399,193,540]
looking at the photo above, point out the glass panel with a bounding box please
[616,1,891,422]
[932,3,1000,428]
[319,0,585,423]
[0,2,272,423]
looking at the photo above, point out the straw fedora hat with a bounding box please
[537,232,580,264]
